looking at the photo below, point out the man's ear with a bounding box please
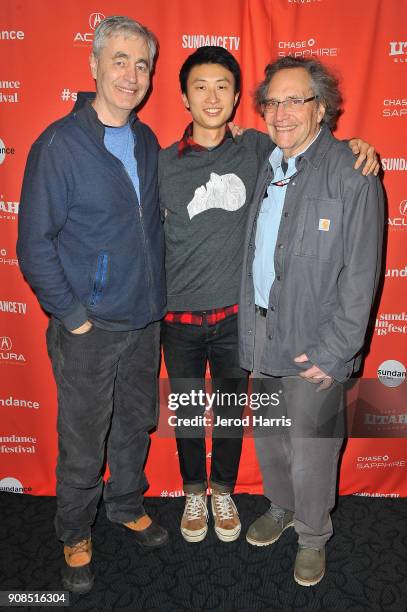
[89,53,98,80]
[181,92,190,111]
[317,101,326,124]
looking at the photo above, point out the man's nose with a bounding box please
[206,87,219,103]
[275,101,288,120]
[125,65,138,83]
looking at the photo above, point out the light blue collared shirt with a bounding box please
[253,148,296,308]
[253,130,322,308]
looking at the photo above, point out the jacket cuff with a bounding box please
[60,303,89,331]
[307,347,347,382]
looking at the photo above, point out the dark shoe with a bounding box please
[294,546,326,586]
[122,515,169,548]
[246,505,294,546]
[62,539,94,595]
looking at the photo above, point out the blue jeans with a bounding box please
[46,318,160,545]
[162,314,248,493]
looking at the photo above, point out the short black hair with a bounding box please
[179,46,241,94]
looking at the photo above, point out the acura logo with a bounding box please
[0,337,12,350]
[400,200,407,216]
[89,13,105,31]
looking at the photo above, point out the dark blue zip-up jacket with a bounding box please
[17,93,166,331]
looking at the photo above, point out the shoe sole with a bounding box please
[61,574,94,595]
[181,525,208,543]
[117,523,170,548]
[294,568,325,587]
[246,520,294,547]
[214,525,241,542]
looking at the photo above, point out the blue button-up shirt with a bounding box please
[253,148,297,308]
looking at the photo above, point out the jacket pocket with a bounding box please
[294,197,343,262]
[89,251,109,307]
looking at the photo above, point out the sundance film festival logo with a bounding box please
[0,80,20,103]
[377,360,406,388]
[389,42,407,63]
[74,12,105,44]
[0,477,31,493]
[278,37,338,58]
[0,195,19,220]
[0,337,26,364]
[382,98,407,118]
[0,29,24,41]
[375,313,407,336]
[388,200,407,230]
[0,138,16,165]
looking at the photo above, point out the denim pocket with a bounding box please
[89,252,109,306]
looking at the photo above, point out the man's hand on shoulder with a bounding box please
[348,138,380,176]
[228,122,245,138]
[70,320,93,335]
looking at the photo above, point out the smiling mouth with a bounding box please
[204,108,222,115]
[274,125,297,132]
[116,86,137,95]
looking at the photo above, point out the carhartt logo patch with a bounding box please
[318,218,330,231]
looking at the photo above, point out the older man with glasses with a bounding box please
[239,56,384,586]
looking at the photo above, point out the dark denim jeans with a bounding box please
[46,318,160,545]
[162,314,248,493]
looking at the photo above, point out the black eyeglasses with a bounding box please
[261,96,318,113]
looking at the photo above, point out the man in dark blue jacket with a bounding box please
[17,16,167,594]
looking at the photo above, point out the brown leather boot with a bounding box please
[62,539,94,594]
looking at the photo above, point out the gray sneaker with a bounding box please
[246,505,294,546]
[294,546,326,586]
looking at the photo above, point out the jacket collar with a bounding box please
[295,124,334,170]
[72,91,140,141]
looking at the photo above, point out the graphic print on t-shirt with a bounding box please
[187,172,246,220]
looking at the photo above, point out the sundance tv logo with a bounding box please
[0,337,26,364]
[74,12,105,44]
[389,42,407,63]
[382,157,407,171]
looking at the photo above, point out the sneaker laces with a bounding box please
[185,493,208,520]
[213,493,237,520]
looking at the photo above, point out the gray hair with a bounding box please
[92,15,158,70]
[254,56,343,130]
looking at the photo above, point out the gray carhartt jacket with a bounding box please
[238,126,384,382]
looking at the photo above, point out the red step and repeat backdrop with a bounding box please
[0,0,406,499]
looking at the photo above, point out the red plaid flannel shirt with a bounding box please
[164,304,239,326]
[177,122,233,157]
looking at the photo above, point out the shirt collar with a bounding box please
[269,127,323,174]
[177,122,234,157]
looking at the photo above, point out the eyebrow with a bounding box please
[112,52,148,65]
[192,77,232,83]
